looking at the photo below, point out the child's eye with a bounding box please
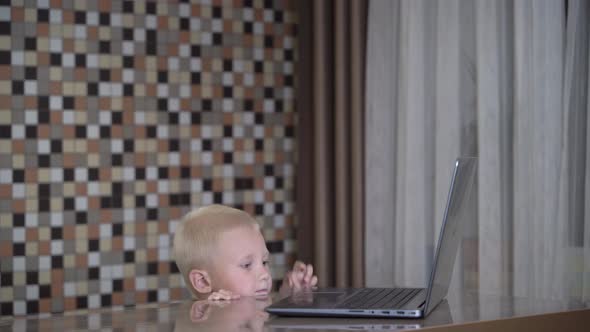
[263,260,269,266]
[241,262,252,269]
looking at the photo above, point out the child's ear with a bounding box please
[188,269,212,294]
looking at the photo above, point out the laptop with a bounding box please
[266,157,477,318]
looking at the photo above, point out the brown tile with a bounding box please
[99,168,111,181]
[50,0,62,8]
[158,262,169,274]
[38,124,51,138]
[255,8,264,20]
[158,16,168,29]
[87,26,98,39]
[62,11,74,24]
[179,31,190,43]
[124,277,135,290]
[50,81,62,95]
[169,207,182,220]
[25,168,37,182]
[99,98,111,109]
[26,228,38,241]
[135,56,145,70]
[157,57,167,70]
[63,154,76,167]
[24,96,37,109]
[224,20,232,33]
[38,240,50,255]
[50,270,63,297]
[157,140,167,150]
[11,7,24,21]
[134,152,146,166]
[110,68,121,81]
[112,237,123,250]
[88,196,100,210]
[0,242,12,256]
[255,151,264,163]
[213,178,223,191]
[75,254,87,267]
[37,23,50,36]
[170,288,183,300]
[62,125,75,138]
[244,165,255,176]
[111,125,123,137]
[135,291,147,303]
[0,66,10,80]
[74,68,86,81]
[167,44,177,56]
[158,220,168,233]
[63,38,74,52]
[11,140,24,153]
[136,222,146,235]
[146,83,156,96]
[158,194,169,206]
[147,248,157,260]
[180,99,190,110]
[213,151,223,164]
[98,1,111,11]
[63,225,75,240]
[180,153,190,165]
[112,293,124,305]
[75,183,86,196]
[13,199,25,213]
[0,184,10,199]
[187,85,199,98]
[244,34,253,47]
[244,87,254,98]
[75,96,86,110]
[64,297,76,311]
[146,181,157,193]
[87,224,99,238]
[39,299,51,313]
[191,166,201,177]
[191,125,200,137]
[191,4,200,16]
[255,178,264,189]
[99,209,112,222]
[87,140,99,153]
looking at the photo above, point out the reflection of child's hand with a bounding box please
[279,261,318,297]
[207,289,240,301]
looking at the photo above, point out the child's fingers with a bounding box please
[310,275,318,286]
[304,264,313,283]
[293,260,306,273]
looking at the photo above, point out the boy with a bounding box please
[173,204,318,301]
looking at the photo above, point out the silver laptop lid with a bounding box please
[423,157,477,315]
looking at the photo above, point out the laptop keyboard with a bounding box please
[335,288,423,309]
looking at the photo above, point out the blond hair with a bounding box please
[173,205,260,297]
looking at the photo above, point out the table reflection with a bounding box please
[171,296,453,332]
[174,297,271,332]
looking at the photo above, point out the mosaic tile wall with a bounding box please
[0,0,297,316]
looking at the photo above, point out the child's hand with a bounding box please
[207,289,240,301]
[279,261,318,297]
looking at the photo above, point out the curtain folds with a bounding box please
[366,0,590,303]
[295,0,367,288]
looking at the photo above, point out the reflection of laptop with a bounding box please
[266,157,477,319]
[266,300,453,329]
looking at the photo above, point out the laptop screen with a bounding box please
[424,157,477,315]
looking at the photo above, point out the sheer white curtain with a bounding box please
[365,0,590,303]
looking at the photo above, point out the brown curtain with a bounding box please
[295,0,367,288]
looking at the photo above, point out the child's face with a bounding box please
[210,224,272,298]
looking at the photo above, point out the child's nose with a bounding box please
[259,266,271,281]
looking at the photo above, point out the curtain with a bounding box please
[365,0,590,303]
[295,0,367,287]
